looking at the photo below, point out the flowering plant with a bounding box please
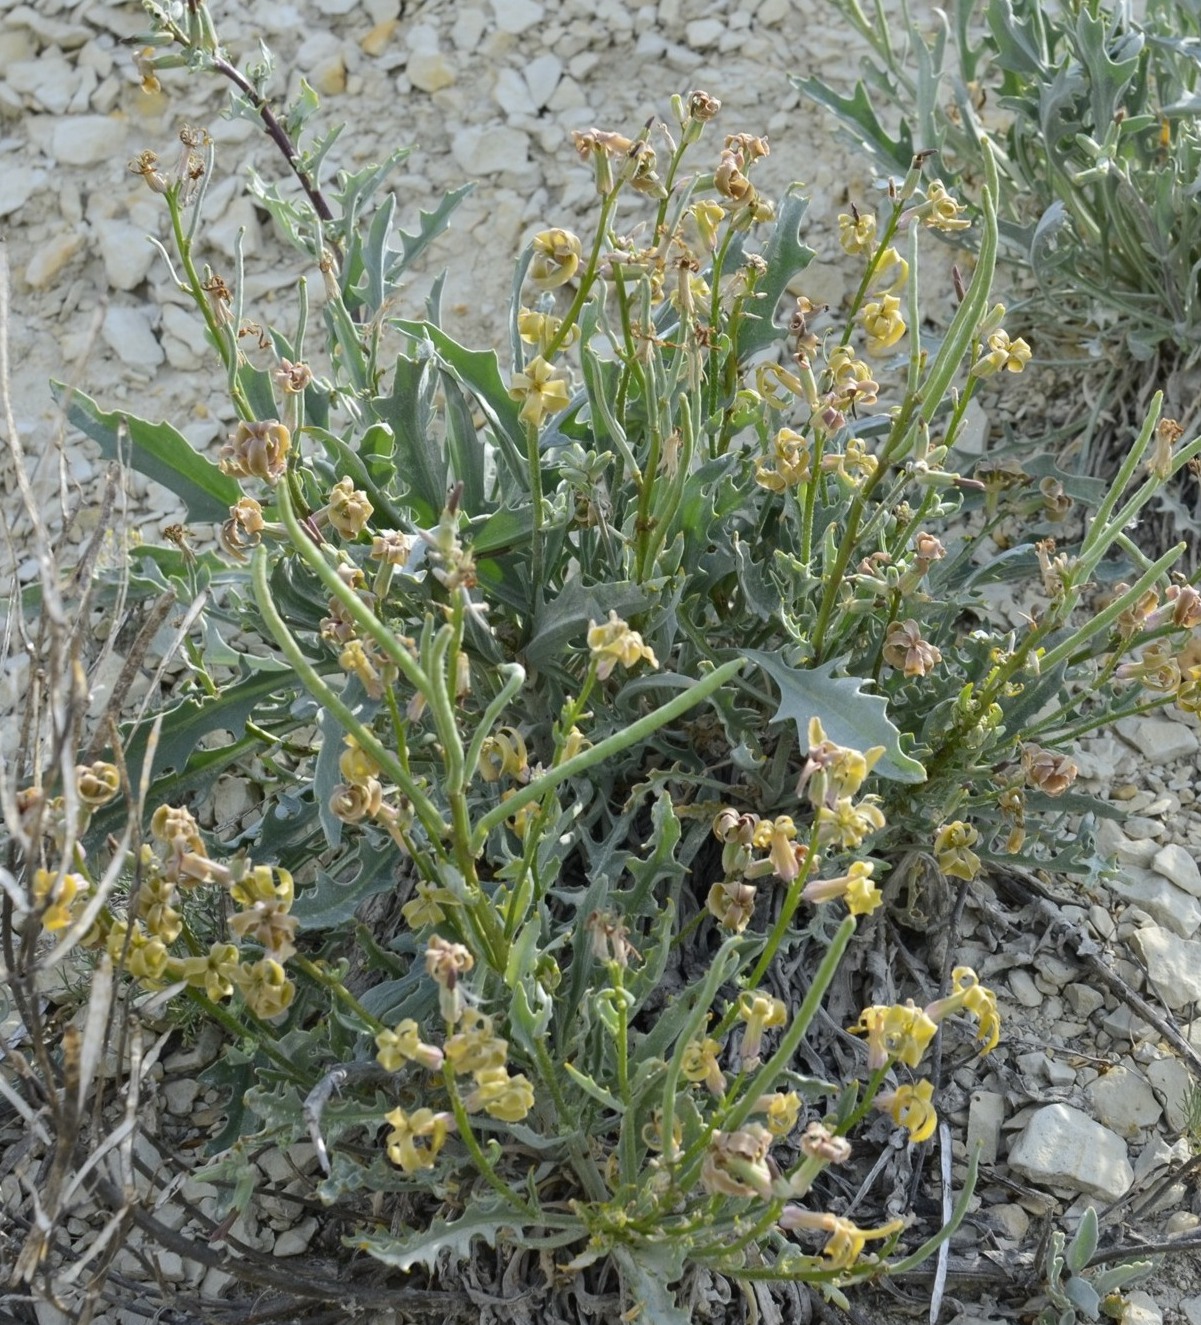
[9,1,1201,1317]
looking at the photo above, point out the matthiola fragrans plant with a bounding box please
[15,0,1201,1315]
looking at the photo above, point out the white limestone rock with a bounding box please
[102,305,163,369]
[24,231,85,289]
[1129,925,1201,1009]
[0,164,46,219]
[1116,715,1200,762]
[1006,1103,1133,1200]
[1146,1055,1192,1130]
[492,0,543,34]
[6,54,79,114]
[451,124,531,176]
[1152,843,1201,898]
[1085,1065,1162,1137]
[96,220,156,291]
[1108,866,1201,938]
[523,52,562,109]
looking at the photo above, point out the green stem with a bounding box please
[1038,544,1186,673]
[524,419,545,605]
[167,190,251,420]
[442,1066,535,1214]
[249,546,445,842]
[292,954,384,1033]
[742,822,822,992]
[182,987,305,1080]
[531,1037,609,1201]
[543,190,622,361]
[274,479,431,701]
[721,915,857,1136]
[472,658,744,850]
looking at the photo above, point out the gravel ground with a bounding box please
[5,1,1201,1323]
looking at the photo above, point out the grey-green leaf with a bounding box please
[56,383,240,521]
[745,650,926,784]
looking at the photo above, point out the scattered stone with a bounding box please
[1073,736,1130,781]
[1116,715,1200,762]
[1124,816,1166,841]
[1044,1057,1076,1087]
[1128,926,1201,1009]
[1064,983,1105,1019]
[967,1090,1004,1165]
[52,114,124,166]
[1146,1055,1193,1131]
[451,6,488,50]
[1151,843,1201,898]
[0,164,46,219]
[272,1216,319,1256]
[1006,1103,1133,1200]
[1096,816,1158,866]
[360,20,397,56]
[1108,866,1201,938]
[523,52,562,108]
[685,17,724,47]
[156,1250,186,1282]
[162,1077,201,1115]
[1086,1066,1162,1137]
[1102,1004,1153,1043]
[451,124,531,175]
[24,231,85,289]
[6,54,78,114]
[206,197,263,259]
[1006,969,1042,1008]
[492,0,543,34]
[102,305,164,369]
[160,302,211,370]
[1122,1292,1163,1325]
[989,1202,1029,1241]
[1088,904,1116,940]
[96,220,156,291]
[408,50,456,93]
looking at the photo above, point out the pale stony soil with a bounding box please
[5,1,1201,1323]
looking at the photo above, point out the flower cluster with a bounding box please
[375,958,538,1172]
[26,782,300,1019]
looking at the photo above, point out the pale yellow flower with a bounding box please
[529,228,582,289]
[327,476,374,539]
[876,1079,937,1143]
[680,1036,727,1095]
[173,942,241,1001]
[465,1066,535,1122]
[850,1002,939,1069]
[779,1207,905,1268]
[920,180,971,232]
[383,1106,452,1172]
[235,957,295,1019]
[933,820,981,881]
[219,419,291,485]
[883,619,942,677]
[375,1018,445,1073]
[838,210,876,255]
[587,611,658,680]
[736,991,787,1068]
[971,328,1032,377]
[701,1124,775,1199]
[860,294,906,354]
[509,355,571,428]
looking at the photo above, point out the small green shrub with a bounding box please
[796,0,1201,366]
[10,1,1201,1316]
